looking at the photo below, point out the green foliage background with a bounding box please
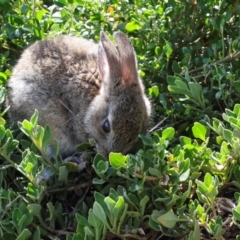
[1,0,240,239]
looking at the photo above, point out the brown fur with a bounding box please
[6,31,151,158]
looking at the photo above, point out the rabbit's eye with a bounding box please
[102,119,111,133]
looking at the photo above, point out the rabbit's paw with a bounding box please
[63,152,89,172]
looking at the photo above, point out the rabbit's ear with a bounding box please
[114,31,138,85]
[98,31,121,85]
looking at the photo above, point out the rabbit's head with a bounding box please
[84,31,151,158]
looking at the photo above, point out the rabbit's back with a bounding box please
[10,36,100,96]
[7,36,101,156]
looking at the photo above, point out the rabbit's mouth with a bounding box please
[95,141,137,160]
[95,143,109,159]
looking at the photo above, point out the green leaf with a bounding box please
[140,196,149,215]
[157,210,179,228]
[18,214,27,232]
[104,196,116,213]
[148,85,159,97]
[234,104,240,116]
[188,218,201,240]
[188,82,202,99]
[24,162,35,173]
[155,46,161,56]
[114,196,125,212]
[34,126,44,147]
[16,229,32,240]
[7,139,18,154]
[233,207,240,220]
[149,218,161,231]
[192,122,207,141]
[204,172,213,187]
[125,21,141,32]
[179,158,190,173]
[27,204,41,217]
[75,213,89,226]
[93,154,108,176]
[54,0,69,6]
[148,167,161,178]
[77,142,92,151]
[113,196,125,219]
[97,160,108,174]
[109,152,128,169]
[30,110,39,127]
[179,136,191,145]
[33,227,41,240]
[58,165,68,182]
[118,186,138,210]
[47,202,55,223]
[181,180,192,204]
[109,188,119,201]
[234,166,240,183]
[234,180,240,192]
[21,4,29,14]
[21,120,33,134]
[128,193,140,207]
[94,192,110,217]
[179,169,190,182]
[42,125,52,150]
[162,127,175,140]
[88,209,102,229]
[224,108,235,117]
[0,117,6,125]
[0,125,5,141]
[163,42,173,58]
[93,153,106,167]
[118,203,128,229]
[93,202,110,228]
[168,83,190,95]
[175,79,189,92]
[167,75,176,85]
[92,178,105,184]
[172,60,181,73]
[20,139,31,149]
[181,53,191,67]
[222,128,233,142]
[0,72,7,81]
[84,226,94,237]
[139,134,154,145]
[12,208,22,225]
[27,183,39,200]
[196,180,208,195]
[20,211,33,230]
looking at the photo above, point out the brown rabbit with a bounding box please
[6,31,151,159]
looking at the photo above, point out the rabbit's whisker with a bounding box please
[149,117,168,133]
[58,100,85,128]
[58,99,74,116]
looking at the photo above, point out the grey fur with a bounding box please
[6,31,151,158]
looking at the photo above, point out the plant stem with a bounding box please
[188,50,240,74]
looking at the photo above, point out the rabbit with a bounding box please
[6,31,151,160]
